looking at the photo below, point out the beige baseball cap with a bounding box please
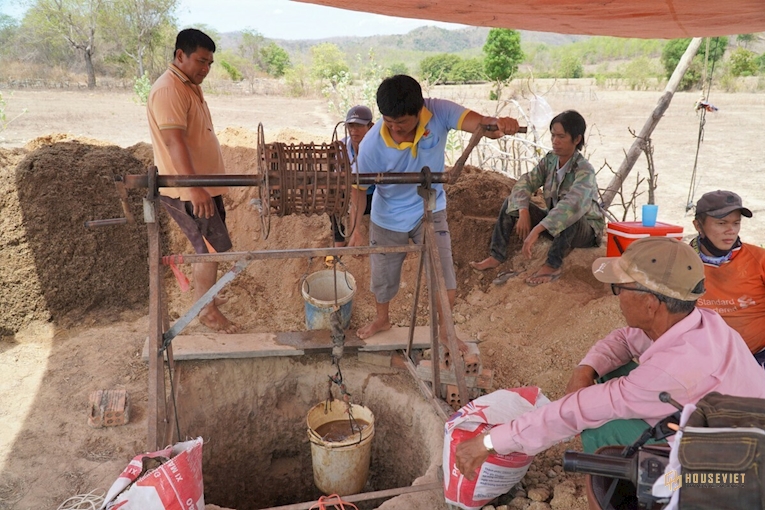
[591,237,705,301]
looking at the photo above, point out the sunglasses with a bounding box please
[610,283,656,297]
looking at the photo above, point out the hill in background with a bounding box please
[220,26,588,71]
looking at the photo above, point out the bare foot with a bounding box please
[199,306,239,333]
[525,265,562,287]
[213,295,228,307]
[469,256,501,271]
[357,317,391,339]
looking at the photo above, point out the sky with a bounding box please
[0,0,466,40]
[177,0,467,39]
[0,0,465,39]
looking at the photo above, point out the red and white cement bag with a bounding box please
[100,437,204,510]
[443,387,550,510]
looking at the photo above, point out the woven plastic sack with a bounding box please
[443,387,550,510]
[100,437,204,510]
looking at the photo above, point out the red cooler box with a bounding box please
[606,221,684,257]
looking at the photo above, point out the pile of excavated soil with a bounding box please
[0,139,162,335]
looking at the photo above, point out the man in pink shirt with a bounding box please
[456,237,765,479]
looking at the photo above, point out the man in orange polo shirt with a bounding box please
[147,28,237,333]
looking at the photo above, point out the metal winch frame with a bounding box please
[115,128,481,451]
[90,124,523,508]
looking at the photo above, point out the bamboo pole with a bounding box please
[600,37,703,209]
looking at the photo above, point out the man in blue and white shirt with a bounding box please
[349,75,520,348]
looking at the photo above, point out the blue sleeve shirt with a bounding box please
[357,98,469,232]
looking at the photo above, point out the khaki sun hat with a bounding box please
[696,190,752,219]
[591,237,705,301]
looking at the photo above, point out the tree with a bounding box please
[24,0,106,88]
[238,29,265,70]
[419,53,460,84]
[387,62,408,76]
[104,0,178,78]
[557,54,583,78]
[736,34,755,48]
[661,37,728,90]
[449,57,484,83]
[310,42,348,86]
[728,47,758,77]
[0,14,18,51]
[482,28,523,81]
[260,42,290,77]
[234,29,266,90]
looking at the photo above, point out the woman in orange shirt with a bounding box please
[692,190,765,366]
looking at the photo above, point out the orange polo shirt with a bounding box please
[696,243,765,354]
[147,64,227,201]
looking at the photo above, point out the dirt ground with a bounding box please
[0,81,763,509]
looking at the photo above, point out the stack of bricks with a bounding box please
[416,343,493,411]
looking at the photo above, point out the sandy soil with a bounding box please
[0,80,763,509]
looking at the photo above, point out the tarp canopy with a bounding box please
[296,0,765,39]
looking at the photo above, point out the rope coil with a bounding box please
[308,494,359,510]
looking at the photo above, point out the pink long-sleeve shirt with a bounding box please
[490,308,765,456]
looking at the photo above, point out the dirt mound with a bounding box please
[0,141,152,334]
[24,133,110,152]
[126,141,154,169]
[446,165,517,287]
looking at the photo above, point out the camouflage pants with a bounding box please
[489,198,596,269]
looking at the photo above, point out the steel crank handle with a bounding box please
[482,124,528,134]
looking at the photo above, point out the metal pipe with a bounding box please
[84,218,128,228]
[160,244,423,265]
[261,482,443,510]
[123,171,454,189]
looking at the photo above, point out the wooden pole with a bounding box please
[600,37,703,209]
[146,196,168,451]
[406,250,425,359]
[422,209,470,406]
[423,239,442,397]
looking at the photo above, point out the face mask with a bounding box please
[698,234,735,258]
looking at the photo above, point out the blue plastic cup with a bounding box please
[642,204,658,227]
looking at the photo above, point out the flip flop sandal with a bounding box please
[492,270,518,285]
[525,271,561,287]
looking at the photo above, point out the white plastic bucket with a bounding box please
[301,270,356,330]
[306,401,375,496]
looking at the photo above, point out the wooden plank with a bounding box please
[142,332,303,361]
[141,326,465,361]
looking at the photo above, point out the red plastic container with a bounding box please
[606,221,684,257]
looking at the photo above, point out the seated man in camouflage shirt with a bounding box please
[471,110,604,286]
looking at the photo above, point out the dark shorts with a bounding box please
[369,209,456,304]
[160,195,232,254]
[330,193,373,242]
